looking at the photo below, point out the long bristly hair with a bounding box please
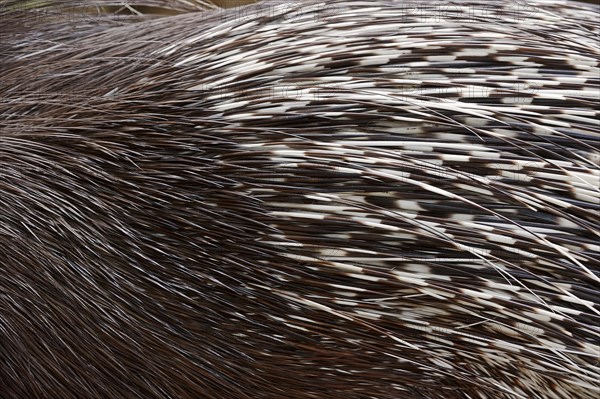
[1,1,599,398]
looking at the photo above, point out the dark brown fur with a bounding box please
[1,1,599,398]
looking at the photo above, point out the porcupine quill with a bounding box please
[0,0,599,398]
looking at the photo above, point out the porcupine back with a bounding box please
[1,1,599,398]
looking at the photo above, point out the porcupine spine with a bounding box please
[0,0,599,398]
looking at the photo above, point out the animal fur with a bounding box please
[1,1,599,398]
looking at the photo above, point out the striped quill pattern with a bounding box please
[1,1,598,398]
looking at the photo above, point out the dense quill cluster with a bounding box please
[1,0,599,398]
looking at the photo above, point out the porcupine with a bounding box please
[0,0,599,398]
